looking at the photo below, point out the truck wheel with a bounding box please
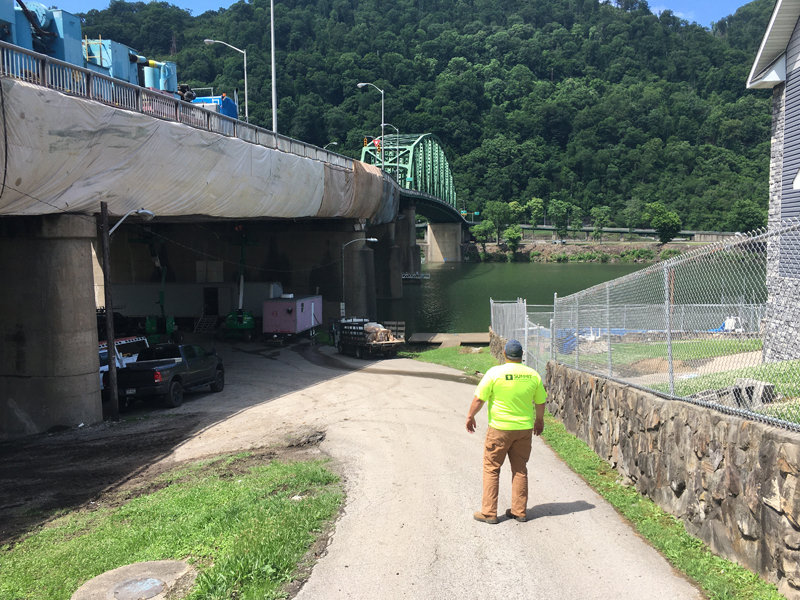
[163,380,183,408]
[355,346,363,359]
[210,369,225,392]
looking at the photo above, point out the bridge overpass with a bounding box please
[0,41,467,439]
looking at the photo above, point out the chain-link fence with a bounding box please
[491,219,800,431]
[490,299,553,375]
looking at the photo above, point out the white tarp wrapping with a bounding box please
[317,163,354,218]
[372,172,400,225]
[0,79,359,218]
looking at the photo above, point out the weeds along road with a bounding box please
[0,337,702,599]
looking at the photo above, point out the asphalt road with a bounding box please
[160,339,701,600]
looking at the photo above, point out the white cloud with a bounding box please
[651,5,695,20]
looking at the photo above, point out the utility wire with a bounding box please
[3,185,346,273]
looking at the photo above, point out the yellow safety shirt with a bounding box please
[474,362,547,430]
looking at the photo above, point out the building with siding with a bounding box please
[747,0,800,361]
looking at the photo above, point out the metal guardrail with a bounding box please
[491,219,800,432]
[0,40,353,169]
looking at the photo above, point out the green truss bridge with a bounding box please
[361,133,467,224]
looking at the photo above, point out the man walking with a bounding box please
[466,339,547,524]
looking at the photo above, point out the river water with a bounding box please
[378,262,647,335]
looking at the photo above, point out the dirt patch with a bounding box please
[469,241,694,262]
[621,357,693,377]
[0,414,208,544]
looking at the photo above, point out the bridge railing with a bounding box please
[0,40,353,170]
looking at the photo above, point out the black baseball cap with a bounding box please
[504,339,523,359]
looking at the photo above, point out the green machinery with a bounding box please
[223,229,258,341]
[145,258,182,345]
[131,230,182,345]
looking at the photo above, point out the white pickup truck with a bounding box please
[99,336,149,392]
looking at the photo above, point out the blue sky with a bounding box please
[51,0,755,28]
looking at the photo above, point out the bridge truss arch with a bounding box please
[361,133,464,223]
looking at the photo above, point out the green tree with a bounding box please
[503,224,523,254]
[644,202,683,244]
[483,201,513,241]
[727,199,767,233]
[508,201,525,223]
[590,206,611,241]
[570,205,584,240]
[622,198,644,233]
[470,220,495,252]
[525,197,545,225]
[549,199,571,242]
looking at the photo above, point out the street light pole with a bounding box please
[383,122,399,181]
[270,0,277,133]
[324,142,338,150]
[100,205,155,420]
[357,82,385,170]
[204,39,248,124]
[341,237,378,317]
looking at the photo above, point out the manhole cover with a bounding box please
[112,577,165,600]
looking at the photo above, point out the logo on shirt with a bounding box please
[505,375,513,380]
[505,373,533,380]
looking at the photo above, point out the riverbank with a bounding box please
[464,241,691,263]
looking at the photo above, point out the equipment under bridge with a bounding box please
[0,37,467,440]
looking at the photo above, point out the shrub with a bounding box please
[618,248,655,262]
[660,248,682,261]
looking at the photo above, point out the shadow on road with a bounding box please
[0,336,364,543]
[523,500,596,521]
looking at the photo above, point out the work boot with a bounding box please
[505,508,527,522]
[473,511,498,524]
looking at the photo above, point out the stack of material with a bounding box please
[364,323,396,343]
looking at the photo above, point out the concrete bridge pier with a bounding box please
[370,222,403,301]
[426,222,462,263]
[395,206,421,273]
[342,232,377,320]
[0,214,101,440]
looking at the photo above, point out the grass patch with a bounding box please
[0,454,342,600]
[401,345,498,375]
[540,414,783,600]
[611,338,763,366]
[650,358,800,404]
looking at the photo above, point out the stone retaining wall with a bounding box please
[545,361,800,599]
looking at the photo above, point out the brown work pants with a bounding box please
[482,426,533,519]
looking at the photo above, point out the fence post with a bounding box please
[552,292,557,360]
[575,293,580,369]
[607,282,612,376]
[664,266,675,395]
[523,298,529,367]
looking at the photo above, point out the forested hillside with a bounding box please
[79,0,776,231]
